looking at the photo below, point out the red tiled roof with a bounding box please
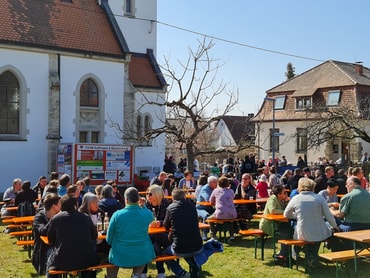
[129,54,163,89]
[0,0,124,58]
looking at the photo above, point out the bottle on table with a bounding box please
[103,212,109,231]
[97,212,103,232]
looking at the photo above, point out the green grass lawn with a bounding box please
[1,221,370,278]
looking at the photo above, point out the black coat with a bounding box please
[32,209,49,275]
[47,210,100,271]
[163,199,203,255]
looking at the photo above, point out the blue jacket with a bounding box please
[106,204,155,267]
[195,239,224,265]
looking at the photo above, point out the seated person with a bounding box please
[163,189,203,277]
[209,176,237,242]
[330,176,370,232]
[47,195,100,277]
[106,187,155,278]
[284,178,338,269]
[32,193,61,275]
[178,170,195,190]
[318,178,339,209]
[234,173,256,228]
[98,185,122,218]
[260,184,292,263]
[15,180,38,206]
[1,178,22,218]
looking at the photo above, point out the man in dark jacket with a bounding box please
[163,189,203,278]
[32,193,61,275]
[47,195,100,277]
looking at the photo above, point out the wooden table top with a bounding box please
[12,216,35,224]
[41,222,210,244]
[334,229,370,243]
[197,198,269,207]
[253,213,288,222]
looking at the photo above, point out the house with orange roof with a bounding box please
[253,60,370,166]
[0,0,166,190]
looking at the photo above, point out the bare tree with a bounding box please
[122,38,248,173]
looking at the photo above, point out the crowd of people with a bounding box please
[3,154,370,277]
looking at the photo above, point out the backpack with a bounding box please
[17,201,36,217]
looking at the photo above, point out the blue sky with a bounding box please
[157,1,370,116]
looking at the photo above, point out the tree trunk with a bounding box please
[186,143,195,174]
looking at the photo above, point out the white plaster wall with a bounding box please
[258,121,325,166]
[59,56,125,144]
[0,49,49,192]
[133,91,166,173]
[109,0,157,54]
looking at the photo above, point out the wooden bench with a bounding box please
[319,249,370,278]
[9,229,32,237]
[153,255,180,262]
[239,229,266,260]
[16,239,34,258]
[49,263,116,277]
[278,239,315,271]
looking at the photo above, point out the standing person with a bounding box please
[284,178,338,269]
[209,176,237,242]
[1,178,22,217]
[163,189,203,278]
[47,195,100,277]
[259,184,292,264]
[106,187,156,278]
[32,193,61,275]
[163,156,177,174]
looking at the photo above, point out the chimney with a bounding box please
[355,62,363,75]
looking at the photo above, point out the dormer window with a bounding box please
[274,96,286,110]
[296,97,311,110]
[327,90,341,106]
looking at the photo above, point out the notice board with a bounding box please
[57,144,133,185]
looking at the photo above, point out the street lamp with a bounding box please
[264,97,276,167]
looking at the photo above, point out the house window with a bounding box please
[80,78,98,107]
[274,96,286,110]
[144,115,152,146]
[124,0,135,16]
[270,128,280,152]
[77,77,103,143]
[296,97,311,110]
[327,90,341,106]
[136,114,142,138]
[296,128,307,152]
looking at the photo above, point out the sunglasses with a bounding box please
[146,192,153,196]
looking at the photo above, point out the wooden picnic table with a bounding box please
[254,213,289,256]
[12,216,35,224]
[334,229,370,273]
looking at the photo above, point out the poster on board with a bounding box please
[57,144,133,185]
